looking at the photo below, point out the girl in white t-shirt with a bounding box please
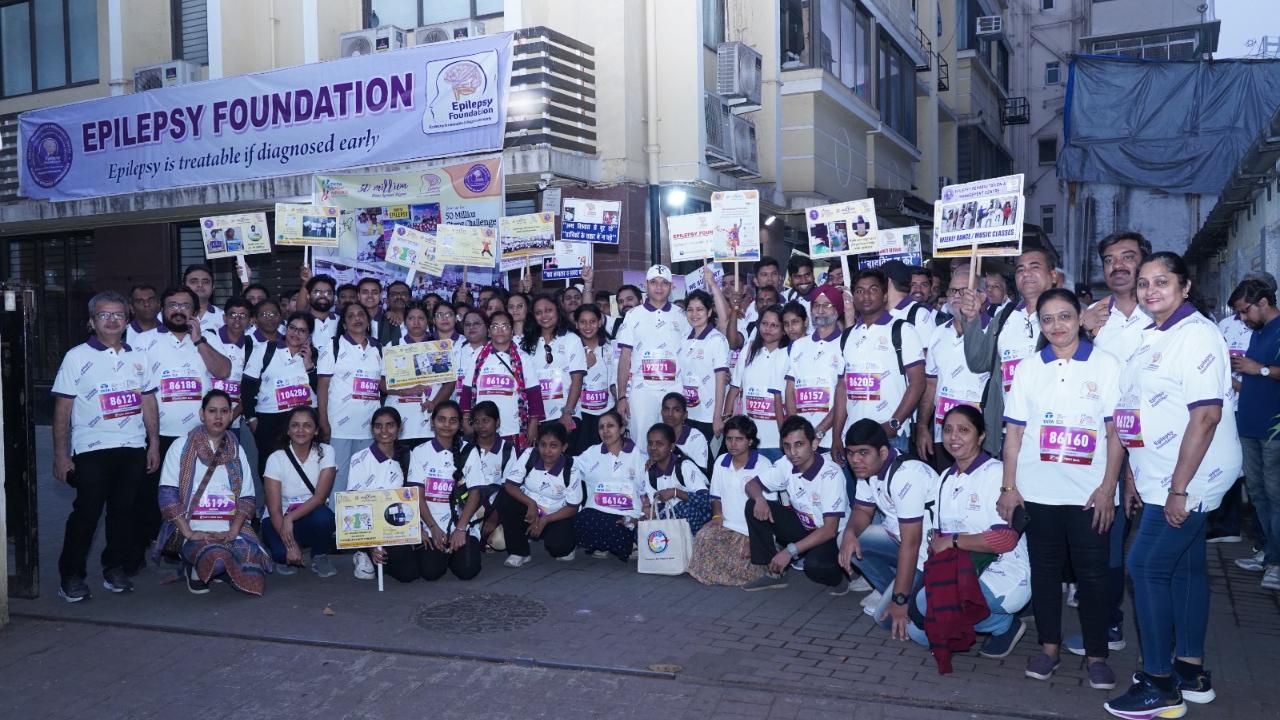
[725,306,790,461]
[572,304,617,455]
[351,407,407,581]
[262,406,338,578]
[688,416,769,587]
[645,422,711,534]
[660,393,711,469]
[679,289,731,440]
[574,411,650,561]
[495,423,582,567]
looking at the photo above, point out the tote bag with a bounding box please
[637,506,692,576]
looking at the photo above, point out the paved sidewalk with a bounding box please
[9,429,1279,718]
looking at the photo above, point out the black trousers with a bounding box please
[573,412,603,456]
[385,536,482,582]
[252,411,292,481]
[131,435,177,571]
[1025,501,1113,657]
[745,498,844,587]
[495,490,575,558]
[59,447,146,578]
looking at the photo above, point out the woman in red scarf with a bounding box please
[460,310,544,451]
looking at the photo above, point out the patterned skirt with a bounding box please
[575,508,636,560]
[665,490,713,536]
[687,522,765,587]
[181,530,274,597]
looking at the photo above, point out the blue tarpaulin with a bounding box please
[1058,56,1280,195]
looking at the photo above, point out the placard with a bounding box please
[543,240,592,280]
[933,174,1025,258]
[805,199,878,259]
[384,224,423,270]
[199,212,271,259]
[561,198,621,244]
[684,263,725,295]
[667,212,716,263]
[499,212,556,271]
[416,232,445,277]
[711,190,761,261]
[275,204,341,247]
[438,224,498,267]
[384,339,456,389]
[335,487,422,550]
[858,226,924,269]
[541,186,562,215]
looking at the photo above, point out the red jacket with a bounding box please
[922,546,990,674]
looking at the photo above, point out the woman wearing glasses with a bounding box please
[242,312,319,480]
[460,310,545,451]
[430,300,463,344]
[317,303,384,502]
[519,295,586,450]
[383,302,455,452]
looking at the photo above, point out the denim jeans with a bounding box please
[1241,436,1280,565]
[907,570,1018,647]
[850,523,903,593]
[1128,504,1210,676]
[261,506,337,562]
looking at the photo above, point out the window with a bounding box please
[780,0,812,68]
[1041,205,1056,235]
[1091,30,1199,60]
[958,127,1012,182]
[369,0,502,29]
[1045,61,1060,84]
[172,0,208,65]
[1038,137,1057,164]
[1041,0,1054,8]
[814,0,873,98]
[957,0,983,51]
[0,0,99,98]
[877,32,916,144]
[703,0,725,49]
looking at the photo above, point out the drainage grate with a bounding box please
[413,593,549,634]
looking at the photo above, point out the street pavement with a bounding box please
[4,428,1277,719]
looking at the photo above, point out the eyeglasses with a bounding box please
[164,302,193,311]
[489,323,512,331]
[227,312,249,320]
[434,311,454,319]
[94,311,127,321]
[310,290,334,298]
[545,343,554,364]
[257,311,280,319]
[286,325,311,334]
[948,288,968,297]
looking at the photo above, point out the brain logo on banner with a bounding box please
[647,530,669,554]
[25,123,73,188]
[425,51,499,134]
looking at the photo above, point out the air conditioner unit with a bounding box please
[133,60,200,93]
[728,114,760,177]
[716,42,763,110]
[339,25,407,58]
[976,16,1003,35]
[415,20,486,45]
[704,92,734,169]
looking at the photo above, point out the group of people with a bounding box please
[52,231,1274,720]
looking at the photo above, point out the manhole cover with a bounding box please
[413,593,548,634]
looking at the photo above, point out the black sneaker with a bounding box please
[102,567,134,593]
[1103,672,1186,719]
[186,569,211,595]
[1174,664,1216,704]
[978,618,1026,659]
[58,576,91,603]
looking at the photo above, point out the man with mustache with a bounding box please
[130,286,231,571]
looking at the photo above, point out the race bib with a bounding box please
[211,378,241,401]
[845,372,881,401]
[1039,425,1097,465]
[478,373,516,395]
[1114,409,1144,448]
[160,376,202,402]
[192,493,236,520]
[1000,359,1022,393]
[683,385,701,407]
[275,384,311,409]
[539,371,565,400]
[284,495,309,513]
[745,393,775,421]
[397,391,425,405]
[351,373,380,401]
[640,357,676,382]
[423,476,453,503]
[935,395,977,422]
[795,386,831,414]
[99,387,142,420]
[595,490,634,511]
[581,388,609,411]
[794,508,817,530]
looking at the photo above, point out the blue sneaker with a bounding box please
[978,618,1026,659]
[1066,624,1127,655]
[1103,672,1186,719]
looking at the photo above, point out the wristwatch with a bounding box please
[1262,366,1272,377]
[786,542,800,556]
[892,592,909,606]
[816,430,826,441]
[888,418,902,432]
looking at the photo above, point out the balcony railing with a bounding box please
[504,26,597,156]
[914,24,932,72]
[1000,96,1030,125]
[936,53,950,92]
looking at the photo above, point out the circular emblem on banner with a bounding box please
[808,209,819,220]
[463,163,492,193]
[646,530,669,554]
[25,123,73,188]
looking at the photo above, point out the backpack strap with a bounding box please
[890,319,906,376]
[243,334,254,364]
[262,340,277,374]
[839,327,854,353]
[906,303,922,325]
[983,302,1020,400]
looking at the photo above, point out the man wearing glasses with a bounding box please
[51,291,160,602]
[130,285,232,568]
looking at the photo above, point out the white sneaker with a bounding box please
[504,554,531,568]
[590,550,610,559]
[557,550,576,562]
[1262,565,1280,591]
[861,589,883,609]
[1066,583,1079,608]
[352,551,376,580]
[1237,550,1266,572]
[849,576,872,593]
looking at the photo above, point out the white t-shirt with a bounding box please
[710,451,777,536]
[134,326,220,438]
[1219,313,1251,412]
[1119,304,1242,511]
[503,448,584,514]
[578,440,649,517]
[197,304,226,334]
[785,329,845,449]
[995,302,1041,395]
[616,301,691,396]
[891,298,936,353]
[243,341,316,415]
[205,327,248,409]
[454,340,486,403]
[1003,343,1122,506]
[841,312,925,437]
[408,439,487,538]
[675,424,710,468]
[461,437,517,488]
[262,443,337,517]
[159,438,253,533]
[647,453,709,511]
[731,344,789,449]
[760,454,849,535]
[52,338,156,455]
[925,319,990,442]
[852,450,936,541]
[310,311,340,349]
[679,327,731,423]
[520,332,588,419]
[345,444,405,492]
[317,335,384,440]
[467,344,540,438]
[921,454,1031,608]
[576,342,616,416]
[1091,296,1148,365]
